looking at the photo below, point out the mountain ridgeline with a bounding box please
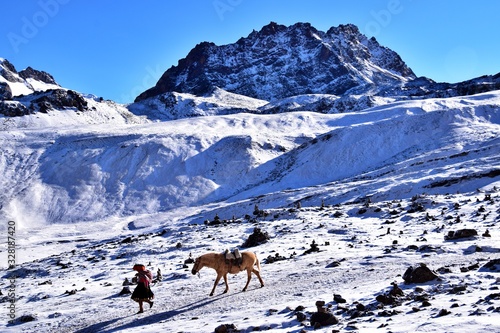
[135,22,416,102]
[130,22,500,120]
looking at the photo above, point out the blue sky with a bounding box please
[1,1,499,103]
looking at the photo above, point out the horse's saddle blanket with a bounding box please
[224,249,241,261]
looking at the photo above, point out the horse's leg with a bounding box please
[242,268,252,292]
[210,273,222,296]
[252,268,265,288]
[222,273,229,294]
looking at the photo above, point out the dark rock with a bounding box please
[0,59,23,83]
[333,294,346,303]
[19,66,58,85]
[378,309,400,317]
[486,293,500,300]
[437,309,451,317]
[403,264,439,284]
[119,286,131,295]
[376,294,395,305]
[30,89,88,112]
[449,285,467,294]
[17,314,37,323]
[482,259,500,271]
[0,82,12,100]
[303,240,320,254]
[0,101,31,116]
[460,263,479,272]
[445,229,478,240]
[326,261,341,268]
[214,323,239,333]
[389,283,404,297]
[295,311,307,322]
[241,227,269,248]
[0,89,89,117]
[310,310,338,327]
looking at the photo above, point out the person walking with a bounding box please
[131,264,154,313]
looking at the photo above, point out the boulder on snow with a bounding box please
[214,323,239,333]
[241,227,269,248]
[119,286,131,295]
[403,264,438,284]
[445,229,478,240]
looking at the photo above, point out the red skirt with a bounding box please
[131,282,154,302]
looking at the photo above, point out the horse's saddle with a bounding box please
[224,249,242,265]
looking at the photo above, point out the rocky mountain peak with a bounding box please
[135,22,416,102]
[0,58,24,83]
[19,66,58,85]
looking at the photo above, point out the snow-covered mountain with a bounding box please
[0,58,60,99]
[0,58,147,125]
[1,21,500,333]
[130,22,500,121]
[135,22,416,103]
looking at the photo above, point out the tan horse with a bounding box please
[191,251,265,296]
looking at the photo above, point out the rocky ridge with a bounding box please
[131,22,500,121]
[135,22,416,103]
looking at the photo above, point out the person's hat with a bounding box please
[133,264,146,271]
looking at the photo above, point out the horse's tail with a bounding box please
[255,253,261,271]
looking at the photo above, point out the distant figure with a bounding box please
[156,268,163,282]
[310,300,338,328]
[131,264,154,313]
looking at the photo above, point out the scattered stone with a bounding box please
[460,263,479,273]
[449,285,467,294]
[264,253,289,264]
[303,240,320,254]
[326,260,342,268]
[486,293,500,300]
[310,300,338,327]
[481,259,500,271]
[437,309,451,317]
[403,264,439,284]
[241,227,269,248]
[295,311,307,322]
[445,229,478,240]
[38,280,52,285]
[119,286,131,295]
[214,323,239,333]
[16,314,37,323]
[333,294,346,303]
[378,309,400,317]
[389,282,404,297]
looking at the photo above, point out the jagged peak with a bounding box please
[135,21,416,102]
[327,23,361,36]
[19,66,58,86]
[0,58,18,74]
[258,21,287,36]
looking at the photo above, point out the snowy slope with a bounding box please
[0,89,499,332]
[1,92,499,226]
[128,87,268,120]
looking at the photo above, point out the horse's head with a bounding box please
[191,257,201,275]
